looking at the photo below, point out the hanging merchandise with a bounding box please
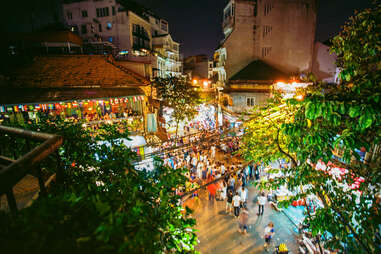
[0,106,4,113]
[42,104,47,111]
[23,105,28,112]
[67,103,72,109]
[72,102,78,108]
[125,97,129,102]
[115,98,119,103]
[35,105,41,111]
[55,103,60,110]
[28,105,34,111]
[48,104,54,110]
[133,96,137,102]
[18,105,24,112]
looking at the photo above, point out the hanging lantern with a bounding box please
[14,106,19,112]
[7,106,13,112]
[28,105,34,111]
[23,105,28,111]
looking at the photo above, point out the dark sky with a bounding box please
[136,0,374,58]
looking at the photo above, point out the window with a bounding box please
[81,24,87,34]
[70,25,78,33]
[261,47,272,57]
[98,24,102,32]
[107,22,112,30]
[67,11,72,20]
[112,6,116,16]
[161,20,168,31]
[247,97,255,106]
[264,2,273,16]
[96,7,109,17]
[263,25,272,38]
[81,10,88,17]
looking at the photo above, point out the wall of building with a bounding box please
[228,92,270,112]
[257,0,317,74]
[312,42,338,83]
[220,0,317,80]
[223,0,255,79]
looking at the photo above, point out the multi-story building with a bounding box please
[151,34,182,77]
[183,55,211,81]
[62,0,182,78]
[214,0,317,112]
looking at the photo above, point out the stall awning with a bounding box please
[0,87,145,105]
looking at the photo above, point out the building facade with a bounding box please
[152,34,182,78]
[62,0,182,78]
[216,0,317,80]
[183,55,211,81]
[213,0,317,112]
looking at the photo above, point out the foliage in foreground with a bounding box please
[242,5,380,253]
[0,117,198,254]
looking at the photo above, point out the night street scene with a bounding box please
[0,0,380,253]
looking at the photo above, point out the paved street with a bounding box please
[189,183,299,253]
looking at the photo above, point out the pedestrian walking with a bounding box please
[263,222,275,250]
[226,189,233,214]
[232,192,241,218]
[239,186,248,208]
[257,192,267,215]
[238,206,249,235]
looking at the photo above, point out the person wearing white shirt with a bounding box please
[257,192,267,215]
[232,192,241,218]
[239,186,248,206]
[221,164,226,175]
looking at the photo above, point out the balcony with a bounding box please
[0,126,62,213]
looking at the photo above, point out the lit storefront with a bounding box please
[0,87,147,133]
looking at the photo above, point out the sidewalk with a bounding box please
[191,183,299,253]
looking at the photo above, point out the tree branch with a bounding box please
[276,128,297,167]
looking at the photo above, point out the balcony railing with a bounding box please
[0,126,62,213]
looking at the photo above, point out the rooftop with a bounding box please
[230,60,289,82]
[6,55,149,88]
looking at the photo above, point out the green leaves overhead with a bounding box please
[242,4,381,253]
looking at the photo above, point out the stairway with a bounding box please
[0,174,39,211]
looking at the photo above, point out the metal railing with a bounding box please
[0,126,62,213]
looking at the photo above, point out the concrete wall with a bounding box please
[257,0,317,73]
[223,0,255,79]
[229,92,270,112]
[63,0,132,50]
[312,42,338,83]
[221,0,316,79]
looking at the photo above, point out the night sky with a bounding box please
[2,0,375,58]
[136,0,374,58]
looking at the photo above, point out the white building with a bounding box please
[62,0,182,77]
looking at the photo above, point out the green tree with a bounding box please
[154,76,201,140]
[242,5,380,253]
[0,116,198,253]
